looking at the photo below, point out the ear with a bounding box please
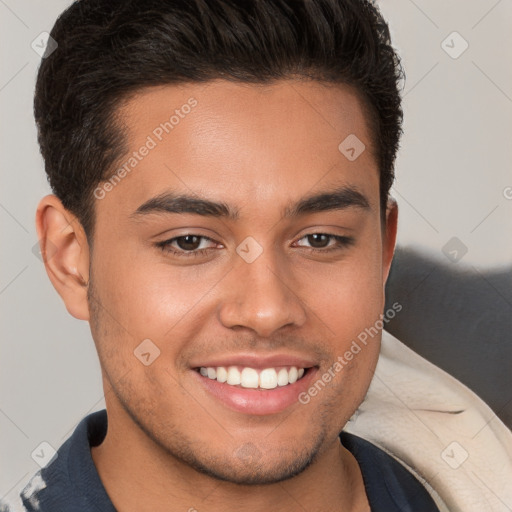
[35,195,90,320]
[382,197,398,285]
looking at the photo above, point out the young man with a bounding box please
[5,1,511,511]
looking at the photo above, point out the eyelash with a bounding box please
[155,233,354,258]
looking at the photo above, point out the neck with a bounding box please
[91,401,369,512]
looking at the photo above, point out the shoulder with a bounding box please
[4,410,112,512]
[1,443,74,512]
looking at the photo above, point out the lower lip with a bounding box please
[193,368,318,416]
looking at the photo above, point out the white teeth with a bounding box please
[277,368,289,386]
[199,365,307,389]
[227,366,241,385]
[241,368,259,388]
[259,368,278,389]
[216,366,228,383]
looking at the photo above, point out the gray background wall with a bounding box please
[1,0,511,500]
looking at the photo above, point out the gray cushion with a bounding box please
[385,247,512,430]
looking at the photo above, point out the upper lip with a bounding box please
[190,353,318,370]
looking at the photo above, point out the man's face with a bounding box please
[87,79,396,484]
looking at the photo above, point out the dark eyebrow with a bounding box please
[132,192,240,220]
[131,185,370,221]
[282,185,370,218]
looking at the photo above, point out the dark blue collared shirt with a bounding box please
[9,410,439,511]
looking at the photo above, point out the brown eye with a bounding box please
[295,233,355,253]
[306,234,331,248]
[155,234,218,257]
[175,235,202,251]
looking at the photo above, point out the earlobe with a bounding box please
[35,195,91,321]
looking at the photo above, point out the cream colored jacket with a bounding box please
[345,330,512,512]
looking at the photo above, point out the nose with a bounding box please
[218,251,307,338]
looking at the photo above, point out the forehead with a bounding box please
[100,79,379,218]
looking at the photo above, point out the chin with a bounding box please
[166,430,323,486]
[184,446,321,486]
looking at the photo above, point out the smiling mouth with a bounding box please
[195,365,311,390]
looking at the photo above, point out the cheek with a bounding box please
[297,245,384,338]
[89,244,227,359]
[296,252,384,425]
[93,241,191,323]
